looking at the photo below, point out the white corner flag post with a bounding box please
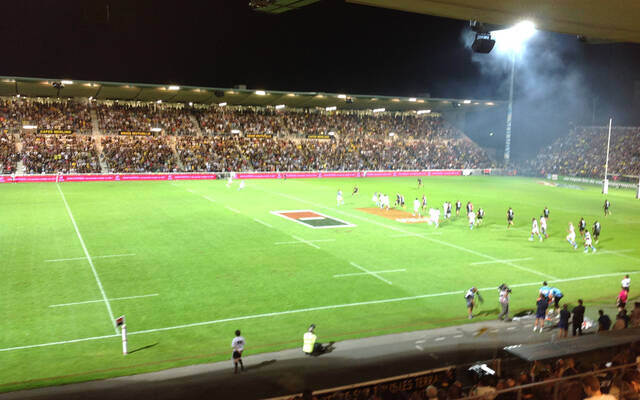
[603,118,612,195]
[116,316,127,355]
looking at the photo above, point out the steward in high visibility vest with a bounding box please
[303,324,317,354]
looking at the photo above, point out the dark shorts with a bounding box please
[466,298,474,308]
[233,350,242,359]
[594,230,600,236]
[536,309,547,319]
[558,321,568,329]
[508,216,513,221]
[554,296,563,308]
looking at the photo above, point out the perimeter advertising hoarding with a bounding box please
[234,170,461,179]
[2,173,217,183]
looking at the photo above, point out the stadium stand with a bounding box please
[0,98,91,134]
[525,126,640,178]
[20,133,101,174]
[96,103,199,136]
[100,135,179,173]
[0,133,19,174]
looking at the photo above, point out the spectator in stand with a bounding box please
[581,375,616,399]
[96,103,198,136]
[598,309,612,332]
[101,136,178,173]
[572,299,585,336]
[21,133,101,174]
[0,133,19,173]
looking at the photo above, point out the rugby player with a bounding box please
[583,229,596,253]
[540,215,549,239]
[529,217,542,241]
[578,217,587,238]
[566,222,578,249]
[592,220,601,243]
[507,207,514,229]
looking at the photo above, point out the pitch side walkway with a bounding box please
[2,312,619,400]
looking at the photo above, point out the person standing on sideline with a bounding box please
[497,284,510,321]
[597,310,611,332]
[558,304,570,338]
[622,274,630,293]
[231,330,245,373]
[533,295,548,333]
[617,288,628,311]
[465,287,482,319]
[572,299,585,336]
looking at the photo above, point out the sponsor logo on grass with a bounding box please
[271,210,355,229]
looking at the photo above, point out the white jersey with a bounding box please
[414,199,420,211]
[231,336,245,352]
[468,212,475,224]
[584,231,592,245]
[569,224,575,234]
[239,180,245,189]
[372,193,378,203]
[540,217,547,230]
[532,219,539,232]
[622,277,630,288]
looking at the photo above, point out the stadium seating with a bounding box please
[0,98,92,134]
[101,136,179,173]
[20,134,101,174]
[96,103,199,136]
[0,133,18,174]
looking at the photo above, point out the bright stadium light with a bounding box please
[156,100,162,104]
[188,102,193,106]
[255,90,266,96]
[337,94,347,99]
[61,80,74,85]
[372,108,385,113]
[325,106,337,111]
[168,85,180,91]
[23,125,37,129]
[463,99,471,104]
[408,97,417,102]
[151,127,162,132]
[417,109,431,115]
[492,20,536,53]
[275,104,285,110]
[219,102,227,107]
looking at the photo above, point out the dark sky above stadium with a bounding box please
[3,0,640,157]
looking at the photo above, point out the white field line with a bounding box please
[595,249,640,261]
[44,254,136,263]
[470,258,534,266]
[291,235,321,249]
[275,239,335,245]
[203,195,216,203]
[49,294,159,308]
[2,270,639,353]
[333,269,406,278]
[253,186,556,280]
[225,206,241,214]
[434,337,446,341]
[390,232,442,238]
[349,262,393,285]
[57,184,118,334]
[415,345,424,351]
[253,218,273,228]
[453,334,464,338]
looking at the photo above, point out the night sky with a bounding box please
[3,0,640,158]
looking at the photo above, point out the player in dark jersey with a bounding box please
[507,207,514,229]
[394,193,401,208]
[476,208,484,225]
[417,178,423,188]
[578,217,586,238]
[351,185,359,196]
[543,206,550,220]
[466,201,473,214]
[455,200,461,216]
[421,194,427,212]
[593,220,601,243]
[604,199,611,216]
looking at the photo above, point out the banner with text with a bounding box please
[37,129,73,135]
[1,173,217,183]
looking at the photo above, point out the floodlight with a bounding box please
[188,102,193,106]
[275,104,285,110]
[255,90,266,96]
[486,102,495,106]
[151,127,162,132]
[337,94,347,99]
[372,108,385,113]
[23,125,37,129]
[168,85,180,91]
[492,20,536,53]
[408,97,417,102]
[463,100,471,104]
[219,102,227,107]
[326,106,337,111]
[61,80,74,85]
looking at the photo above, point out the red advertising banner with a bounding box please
[1,173,217,183]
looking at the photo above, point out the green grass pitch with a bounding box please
[1,176,639,392]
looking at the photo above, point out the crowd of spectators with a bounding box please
[96,103,199,136]
[176,136,492,172]
[101,136,179,172]
[0,98,91,133]
[0,133,19,173]
[20,134,101,174]
[525,126,640,178]
[197,107,454,139]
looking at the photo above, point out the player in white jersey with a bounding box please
[566,222,578,249]
[413,198,421,216]
[539,216,548,239]
[468,211,475,229]
[372,192,379,206]
[583,230,596,253]
[238,180,245,191]
[231,329,245,373]
[382,194,390,211]
[428,208,440,228]
[421,194,427,212]
[443,201,449,219]
[446,202,452,219]
[226,175,233,188]
[530,218,542,241]
[336,189,344,206]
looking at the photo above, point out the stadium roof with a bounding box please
[347,0,640,44]
[0,76,503,112]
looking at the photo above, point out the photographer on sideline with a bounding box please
[498,284,511,321]
[303,324,334,356]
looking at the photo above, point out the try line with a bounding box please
[1,270,637,353]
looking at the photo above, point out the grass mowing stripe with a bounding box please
[253,184,558,280]
[49,294,159,308]
[57,183,118,334]
[3,270,637,353]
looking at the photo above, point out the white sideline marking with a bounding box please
[225,206,241,214]
[253,218,273,228]
[291,235,321,249]
[415,345,424,351]
[3,270,640,353]
[333,269,406,278]
[349,262,393,285]
[49,294,159,308]
[595,249,640,261]
[45,254,136,263]
[203,195,216,203]
[275,239,335,245]
[390,232,442,238]
[253,186,557,280]
[453,334,463,338]
[434,337,446,341]
[415,339,426,344]
[470,258,534,265]
[57,184,118,334]
[507,326,517,330]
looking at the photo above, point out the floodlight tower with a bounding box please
[492,21,536,166]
